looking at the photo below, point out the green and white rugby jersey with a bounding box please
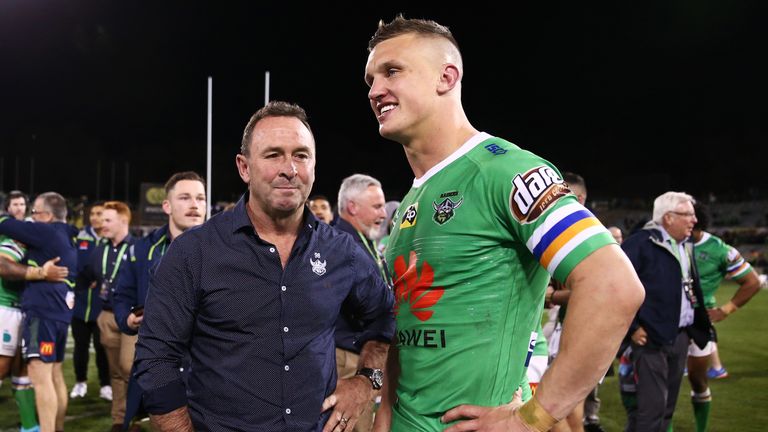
[694,232,752,308]
[385,133,615,431]
[0,235,26,308]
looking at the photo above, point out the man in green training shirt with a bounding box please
[364,16,645,432]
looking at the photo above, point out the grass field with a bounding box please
[1,282,765,431]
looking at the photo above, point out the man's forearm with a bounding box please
[535,245,644,420]
[150,406,194,432]
[730,270,761,308]
[0,257,27,280]
[357,339,389,370]
[373,343,399,432]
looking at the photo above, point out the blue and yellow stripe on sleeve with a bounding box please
[527,202,615,282]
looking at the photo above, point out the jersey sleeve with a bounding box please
[723,244,752,280]
[483,144,615,284]
[0,237,25,263]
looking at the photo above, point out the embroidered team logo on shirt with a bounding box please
[432,191,463,225]
[310,252,326,276]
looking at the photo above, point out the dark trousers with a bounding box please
[625,330,689,432]
[71,317,110,386]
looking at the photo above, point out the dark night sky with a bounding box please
[1,1,766,206]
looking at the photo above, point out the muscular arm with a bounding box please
[150,406,194,432]
[709,270,761,322]
[0,255,27,279]
[0,255,68,282]
[536,244,644,419]
[373,342,400,432]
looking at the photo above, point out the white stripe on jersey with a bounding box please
[526,202,585,252]
[546,225,608,275]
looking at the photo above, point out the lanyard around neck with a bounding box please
[102,242,128,282]
[668,237,691,279]
[356,230,388,282]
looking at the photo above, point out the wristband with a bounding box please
[514,396,558,432]
[719,301,738,315]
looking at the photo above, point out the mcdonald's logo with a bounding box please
[40,342,55,356]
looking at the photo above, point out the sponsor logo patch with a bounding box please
[392,251,444,322]
[40,341,55,356]
[399,204,418,229]
[484,143,508,155]
[79,240,90,250]
[509,166,569,223]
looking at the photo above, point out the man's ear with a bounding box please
[235,154,250,184]
[437,64,461,95]
[162,200,171,216]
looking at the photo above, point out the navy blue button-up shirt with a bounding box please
[134,196,395,432]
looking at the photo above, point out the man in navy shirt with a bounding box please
[0,191,78,432]
[113,170,207,430]
[134,101,395,432]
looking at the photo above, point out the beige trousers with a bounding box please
[336,348,376,432]
[97,310,137,425]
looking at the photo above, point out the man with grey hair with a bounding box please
[332,173,389,432]
[0,191,78,432]
[336,174,387,241]
[620,191,711,431]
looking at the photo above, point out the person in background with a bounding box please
[0,192,78,432]
[5,191,28,221]
[332,173,391,432]
[608,226,624,244]
[78,201,135,432]
[1,193,69,432]
[621,191,711,432]
[70,201,112,401]
[309,195,334,224]
[685,201,761,432]
[113,170,207,431]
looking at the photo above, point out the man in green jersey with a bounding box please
[685,202,760,432]
[364,16,645,432]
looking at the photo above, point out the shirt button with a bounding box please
[285,408,291,414]
[284,365,290,371]
[281,285,287,292]
[283,326,289,332]
[269,247,276,253]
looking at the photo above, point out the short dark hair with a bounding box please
[5,190,28,212]
[562,172,585,189]
[694,201,709,231]
[165,171,206,196]
[36,192,68,221]
[368,15,461,55]
[240,101,313,156]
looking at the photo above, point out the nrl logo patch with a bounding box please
[400,204,418,229]
[509,166,569,224]
[432,191,463,225]
[309,252,327,276]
